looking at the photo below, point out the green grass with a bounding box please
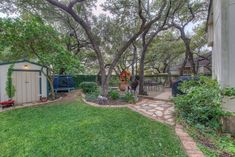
[0,99,187,157]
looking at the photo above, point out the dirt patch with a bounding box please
[200,138,217,149]
[61,90,82,102]
[199,136,235,157]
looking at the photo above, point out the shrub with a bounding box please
[121,92,136,104]
[174,76,224,132]
[108,90,120,100]
[109,76,119,87]
[222,87,235,96]
[85,91,99,101]
[79,82,98,94]
[73,75,97,88]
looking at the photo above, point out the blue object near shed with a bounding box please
[53,75,75,93]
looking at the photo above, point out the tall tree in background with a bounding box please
[145,31,184,74]
[169,0,207,75]
[43,0,171,96]
[137,0,173,94]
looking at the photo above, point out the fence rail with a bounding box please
[72,74,180,90]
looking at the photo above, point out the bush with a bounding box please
[79,82,98,94]
[109,76,119,87]
[174,76,224,132]
[85,91,99,101]
[108,90,120,100]
[222,87,235,96]
[73,75,97,88]
[121,92,136,104]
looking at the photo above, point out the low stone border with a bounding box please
[0,97,62,113]
[175,124,205,157]
[81,94,131,108]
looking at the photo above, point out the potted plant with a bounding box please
[119,70,131,91]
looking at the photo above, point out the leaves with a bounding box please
[174,77,225,132]
[0,16,82,75]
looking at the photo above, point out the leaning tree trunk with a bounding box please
[139,46,147,95]
[180,53,188,76]
[180,36,196,75]
[132,44,137,81]
[47,77,56,100]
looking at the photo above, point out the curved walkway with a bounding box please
[129,98,204,157]
[129,99,175,125]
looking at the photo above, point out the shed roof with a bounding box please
[0,60,44,67]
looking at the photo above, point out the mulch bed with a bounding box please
[87,97,142,106]
[88,99,130,106]
[198,136,234,157]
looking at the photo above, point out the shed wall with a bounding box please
[0,62,47,103]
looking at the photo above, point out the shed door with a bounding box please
[13,71,40,104]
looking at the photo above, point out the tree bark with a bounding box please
[131,44,137,81]
[48,77,56,100]
[45,0,169,97]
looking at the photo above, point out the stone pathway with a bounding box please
[129,99,204,157]
[129,99,175,125]
[154,88,172,101]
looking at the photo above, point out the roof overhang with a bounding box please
[0,59,46,68]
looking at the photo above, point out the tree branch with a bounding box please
[68,0,85,9]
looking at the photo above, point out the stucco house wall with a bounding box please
[208,0,235,88]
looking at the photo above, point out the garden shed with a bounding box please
[0,60,48,104]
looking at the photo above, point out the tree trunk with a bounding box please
[139,47,147,95]
[132,44,137,81]
[47,77,56,100]
[100,67,108,96]
[101,79,109,97]
[180,54,188,76]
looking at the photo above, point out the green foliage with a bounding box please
[0,16,81,75]
[5,64,15,99]
[146,32,184,74]
[85,91,100,101]
[109,76,119,87]
[108,90,120,100]
[121,92,136,104]
[174,76,224,132]
[0,16,81,98]
[222,88,235,97]
[186,124,235,157]
[79,82,98,94]
[73,75,97,88]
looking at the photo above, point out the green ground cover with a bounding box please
[0,99,186,157]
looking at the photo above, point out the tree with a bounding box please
[169,0,207,75]
[0,17,81,99]
[43,0,172,96]
[145,31,184,74]
[137,0,173,94]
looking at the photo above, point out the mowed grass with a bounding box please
[0,99,187,157]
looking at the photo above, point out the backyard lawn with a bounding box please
[0,99,186,157]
